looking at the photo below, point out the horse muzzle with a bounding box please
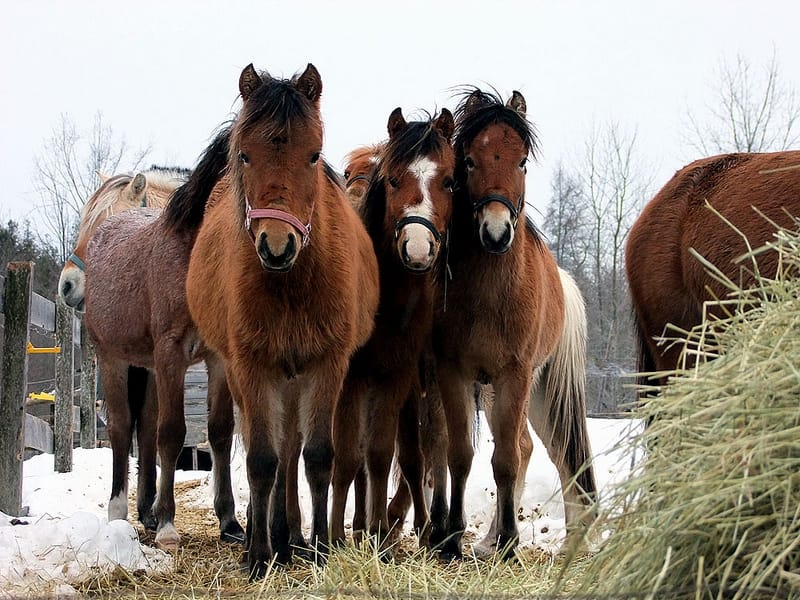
[395,216,441,272]
[256,230,298,272]
[58,268,86,311]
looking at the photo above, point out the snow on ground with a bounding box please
[0,416,640,596]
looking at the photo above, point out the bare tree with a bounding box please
[33,112,150,262]
[683,52,800,156]
[543,162,590,281]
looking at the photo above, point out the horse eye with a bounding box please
[465,157,475,170]
[311,152,321,164]
[239,152,250,164]
[344,170,351,179]
[443,176,454,192]
[388,177,399,189]
[519,157,528,169]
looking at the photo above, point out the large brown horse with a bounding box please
[185,63,379,578]
[626,151,800,386]
[331,108,455,555]
[59,167,187,311]
[82,132,243,550]
[433,89,597,560]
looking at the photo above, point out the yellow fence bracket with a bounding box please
[28,391,55,402]
[26,342,61,354]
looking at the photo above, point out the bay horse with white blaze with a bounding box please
[185,63,379,578]
[626,151,800,387]
[82,133,243,550]
[59,166,187,311]
[331,108,455,555]
[433,88,597,559]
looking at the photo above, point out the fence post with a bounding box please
[79,320,96,449]
[54,296,73,472]
[0,262,33,516]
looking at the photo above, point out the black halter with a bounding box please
[394,215,442,244]
[472,193,524,226]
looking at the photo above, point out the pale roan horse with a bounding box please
[59,167,188,311]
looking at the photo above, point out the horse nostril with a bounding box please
[401,240,411,264]
[62,281,73,296]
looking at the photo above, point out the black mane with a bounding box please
[163,126,232,233]
[236,71,317,139]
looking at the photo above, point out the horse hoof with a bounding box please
[139,511,158,532]
[155,527,180,552]
[471,539,497,559]
[438,539,463,563]
[221,522,246,545]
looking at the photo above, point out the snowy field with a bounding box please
[0,416,639,596]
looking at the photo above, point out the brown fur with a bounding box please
[626,150,800,386]
[185,64,379,578]
[433,89,597,559]
[330,109,455,556]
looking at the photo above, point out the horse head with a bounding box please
[454,89,537,254]
[231,63,324,272]
[371,107,455,272]
[59,172,149,311]
[343,145,381,213]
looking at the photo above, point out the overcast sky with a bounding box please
[2,1,799,231]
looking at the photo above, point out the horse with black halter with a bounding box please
[331,108,455,556]
[433,88,597,559]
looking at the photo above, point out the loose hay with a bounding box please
[570,227,800,599]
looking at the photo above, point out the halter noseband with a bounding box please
[68,252,87,272]
[245,198,313,248]
[472,193,524,225]
[394,215,442,244]
[345,174,371,189]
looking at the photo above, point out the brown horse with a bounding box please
[185,63,379,578]
[433,88,597,560]
[82,131,244,550]
[58,167,187,311]
[331,108,455,555]
[343,144,382,213]
[626,151,800,386]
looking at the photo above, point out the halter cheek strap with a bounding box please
[245,198,313,248]
[394,215,442,244]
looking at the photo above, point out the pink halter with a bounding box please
[245,198,313,247]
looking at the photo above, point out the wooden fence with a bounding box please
[0,262,90,517]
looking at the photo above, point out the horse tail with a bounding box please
[163,125,232,233]
[539,268,597,499]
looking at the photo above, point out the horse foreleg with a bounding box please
[134,367,158,531]
[331,375,363,546]
[300,359,346,562]
[473,384,533,558]
[436,363,474,561]
[205,356,244,544]
[394,389,429,545]
[102,357,133,523]
[272,423,308,563]
[239,371,278,580]
[487,365,532,560]
[152,349,187,551]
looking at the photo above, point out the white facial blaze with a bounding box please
[401,156,438,265]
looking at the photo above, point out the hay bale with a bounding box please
[574,228,800,599]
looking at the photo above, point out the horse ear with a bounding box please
[463,90,487,117]
[96,171,111,184]
[434,108,455,142]
[506,90,527,117]
[295,63,322,103]
[387,107,407,139]
[131,173,146,196]
[239,64,262,101]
